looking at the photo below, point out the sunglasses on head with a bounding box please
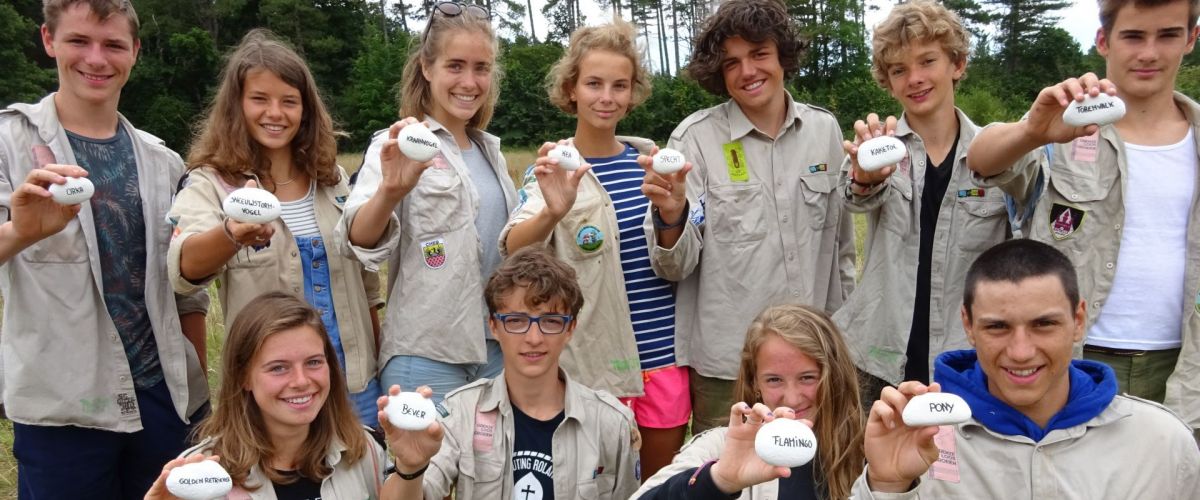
[422,1,491,41]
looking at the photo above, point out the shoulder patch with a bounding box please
[801,102,837,119]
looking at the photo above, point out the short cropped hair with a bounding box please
[43,0,139,38]
[485,246,585,317]
[546,18,653,115]
[870,0,970,89]
[963,239,1080,320]
[686,0,808,97]
[1099,0,1200,33]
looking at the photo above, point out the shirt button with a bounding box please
[1105,262,1114,269]
[119,375,127,382]
[291,251,298,257]
[312,261,321,269]
[111,334,118,342]
[1114,223,1121,230]
[314,285,323,292]
[917,160,925,167]
[1093,301,1101,309]
[792,290,800,297]
[782,215,789,223]
[1070,193,1079,201]
[787,253,795,261]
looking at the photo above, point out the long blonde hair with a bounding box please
[398,7,500,129]
[195,291,367,489]
[733,304,865,500]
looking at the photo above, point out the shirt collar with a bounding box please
[476,369,585,423]
[726,90,801,142]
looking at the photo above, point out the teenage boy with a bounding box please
[855,239,1199,498]
[967,0,1200,436]
[0,0,209,498]
[835,1,1007,407]
[383,246,639,499]
[640,0,855,433]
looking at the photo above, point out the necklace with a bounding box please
[273,171,300,188]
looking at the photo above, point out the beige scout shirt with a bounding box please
[422,370,639,499]
[0,94,209,431]
[644,96,856,380]
[181,431,388,499]
[338,118,519,366]
[850,396,1200,499]
[497,136,657,398]
[975,92,1200,433]
[835,110,1006,385]
[167,167,382,392]
[633,426,781,499]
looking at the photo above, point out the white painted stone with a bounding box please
[222,187,281,224]
[398,123,441,162]
[754,418,818,468]
[166,460,233,500]
[48,177,93,205]
[549,145,582,171]
[652,148,687,175]
[858,136,907,172]
[902,392,972,427]
[1062,93,1126,127]
[385,392,437,431]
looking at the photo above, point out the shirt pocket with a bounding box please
[708,183,768,244]
[799,172,837,229]
[955,198,1007,252]
[458,456,504,496]
[1047,163,1112,206]
[406,168,471,237]
[560,192,610,261]
[881,179,914,236]
[21,219,88,263]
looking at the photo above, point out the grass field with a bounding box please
[0,148,863,498]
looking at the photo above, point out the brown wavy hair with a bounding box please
[485,246,584,317]
[187,29,340,188]
[398,8,501,129]
[685,0,808,97]
[545,18,652,115]
[733,304,864,500]
[870,0,970,90]
[194,291,368,489]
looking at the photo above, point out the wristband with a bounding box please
[652,202,689,230]
[688,460,717,486]
[395,463,428,481]
[221,218,243,250]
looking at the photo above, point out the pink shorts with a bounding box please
[619,365,691,428]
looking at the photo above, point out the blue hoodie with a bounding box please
[934,350,1118,442]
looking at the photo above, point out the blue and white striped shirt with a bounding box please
[587,144,678,370]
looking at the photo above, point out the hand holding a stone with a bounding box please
[379,384,443,476]
[223,179,275,247]
[1023,73,1118,145]
[708,402,805,494]
[143,453,222,500]
[377,118,436,204]
[864,381,943,493]
[844,113,900,188]
[532,140,591,220]
[7,161,89,247]
[638,145,692,224]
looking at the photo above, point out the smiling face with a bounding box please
[753,334,821,419]
[241,69,303,157]
[720,36,787,118]
[422,29,495,131]
[41,3,139,110]
[1097,0,1199,102]
[884,38,964,119]
[489,285,574,384]
[245,325,330,439]
[570,50,634,133]
[961,275,1086,426]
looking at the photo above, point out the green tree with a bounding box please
[340,22,414,146]
[490,40,574,146]
[0,3,54,106]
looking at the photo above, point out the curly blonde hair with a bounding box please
[545,18,652,115]
[870,0,970,90]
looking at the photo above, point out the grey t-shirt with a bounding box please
[462,141,507,280]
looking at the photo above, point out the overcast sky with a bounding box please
[405,0,1103,73]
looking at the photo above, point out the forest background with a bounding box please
[3,0,1199,156]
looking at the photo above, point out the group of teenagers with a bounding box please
[1,0,1199,498]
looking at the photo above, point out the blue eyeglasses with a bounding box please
[492,313,573,335]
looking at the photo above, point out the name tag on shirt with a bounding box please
[722,141,750,182]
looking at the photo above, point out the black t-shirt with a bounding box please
[272,470,323,500]
[905,130,960,383]
[511,404,565,500]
